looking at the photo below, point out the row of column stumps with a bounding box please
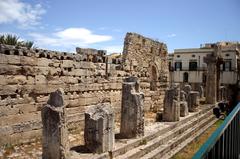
[163,84,201,122]
[41,80,226,158]
[41,76,145,158]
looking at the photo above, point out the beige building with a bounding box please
[169,42,240,86]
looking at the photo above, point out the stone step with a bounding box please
[112,105,214,158]
[161,118,218,159]
[115,108,214,159]
[139,114,216,159]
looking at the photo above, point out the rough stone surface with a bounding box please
[41,89,69,159]
[84,103,114,153]
[187,91,200,112]
[204,44,222,104]
[120,76,145,138]
[163,88,180,122]
[198,85,204,98]
[0,32,168,146]
[182,84,192,96]
[180,101,188,117]
[180,90,187,101]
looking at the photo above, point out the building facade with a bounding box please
[169,42,240,87]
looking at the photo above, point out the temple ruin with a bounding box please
[0,32,237,159]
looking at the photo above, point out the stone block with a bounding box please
[120,77,144,138]
[84,103,114,153]
[180,101,188,117]
[41,88,69,159]
[188,91,200,112]
[163,88,180,122]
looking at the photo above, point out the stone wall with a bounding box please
[0,33,168,145]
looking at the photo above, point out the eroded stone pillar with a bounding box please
[183,84,192,96]
[188,91,200,112]
[41,88,69,159]
[84,103,114,153]
[120,76,144,138]
[180,101,188,117]
[163,88,180,122]
[204,45,223,104]
[198,85,204,99]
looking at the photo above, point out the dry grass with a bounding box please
[172,120,223,159]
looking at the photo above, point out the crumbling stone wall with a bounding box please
[122,32,169,111]
[0,32,169,145]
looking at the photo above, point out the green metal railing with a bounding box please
[193,102,240,159]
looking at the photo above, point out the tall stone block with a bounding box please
[84,103,114,153]
[163,88,180,122]
[188,91,200,112]
[180,101,188,117]
[120,77,144,138]
[204,45,223,104]
[183,84,192,96]
[41,88,69,159]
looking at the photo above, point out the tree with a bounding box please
[0,34,35,49]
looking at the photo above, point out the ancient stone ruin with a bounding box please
[0,32,168,145]
[120,76,145,138]
[163,87,180,122]
[0,32,227,159]
[41,88,69,159]
[84,103,114,153]
[204,44,223,104]
[188,91,200,112]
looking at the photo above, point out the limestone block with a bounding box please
[34,67,49,76]
[37,58,52,67]
[163,88,180,122]
[84,103,114,153]
[61,60,74,68]
[7,55,21,65]
[180,90,187,101]
[41,89,69,159]
[120,77,145,138]
[20,56,37,66]
[0,64,22,75]
[188,91,200,112]
[0,75,7,85]
[198,85,204,98]
[0,54,7,64]
[180,101,188,117]
[35,75,47,84]
[183,84,191,95]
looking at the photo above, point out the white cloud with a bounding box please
[0,0,45,28]
[102,45,123,54]
[29,27,113,51]
[167,33,177,38]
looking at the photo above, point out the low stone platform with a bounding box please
[0,104,216,159]
[70,104,216,159]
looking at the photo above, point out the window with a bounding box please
[192,54,195,58]
[175,62,182,71]
[223,61,231,71]
[177,55,180,58]
[189,61,198,71]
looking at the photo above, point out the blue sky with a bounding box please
[0,0,239,53]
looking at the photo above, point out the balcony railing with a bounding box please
[193,102,240,159]
[169,67,238,72]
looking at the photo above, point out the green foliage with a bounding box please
[0,34,35,49]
